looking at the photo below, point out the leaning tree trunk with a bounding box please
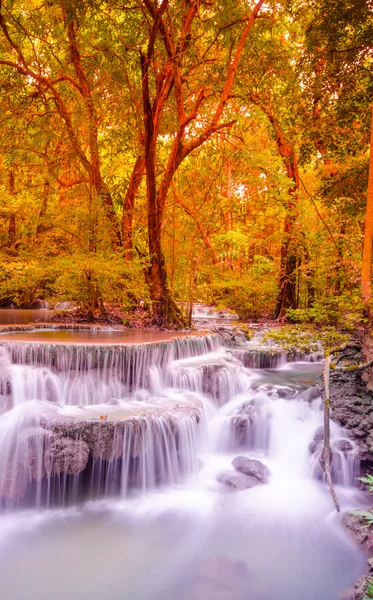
[361,101,373,313]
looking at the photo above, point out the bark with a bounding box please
[140,0,264,325]
[7,170,16,249]
[361,101,373,312]
[140,0,187,326]
[122,154,145,252]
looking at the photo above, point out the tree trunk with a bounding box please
[147,158,185,326]
[274,147,299,318]
[361,101,373,312]
[140,0,263,326]
[7,170,16,249]
[122,154,145,252]
[275,210,298,318]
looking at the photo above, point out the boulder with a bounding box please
[313,425,325,443]
[217,471,260,491]
[232,456,270,483]
[276,387,296,399]
[333,439,355,453]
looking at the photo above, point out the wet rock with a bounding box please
[343,512,373,549]
[328,368,373,467]
[354,575,370,600]
[0,465,28,501]
[308,426,325,455]
[234,349,285,369]
[232,456,270,483]
[308,441,319,454]
[276,387,297,399]
[214,327,247,348]
[44,435,90,476]
[333,439,355,453]
[217,471,260,491]
[313,425,325,443]
[367,557,373,572]
[51,420,126,461]
[0,347,12,400]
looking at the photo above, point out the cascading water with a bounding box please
[0,327,368,600]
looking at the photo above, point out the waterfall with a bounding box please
[0,330,362,509]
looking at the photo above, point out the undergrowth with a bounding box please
[262,325,350,354]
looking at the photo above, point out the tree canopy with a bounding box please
[0,0,372,326]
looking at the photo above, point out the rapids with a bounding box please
[0,329,368,599]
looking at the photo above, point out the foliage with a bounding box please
[286,291,366,329]
[0,0,371,324]
[360,475,373,492]
[0,251,149,311]
[209,256,278,319]
[262,325,350,353]
[363,580,373,600]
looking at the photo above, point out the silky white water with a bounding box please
[0,331,368,599]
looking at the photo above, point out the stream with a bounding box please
[0,320,368,600]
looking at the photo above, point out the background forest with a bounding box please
[0,0,372,327]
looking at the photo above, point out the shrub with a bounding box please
[286,290,365,329]
[0,251,149,311]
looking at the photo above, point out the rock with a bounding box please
[214,327,247,348]
[308,441,320,454]
[343,512,373,547]
[331,450,343,472]
[368,557,373,572]
[276,387,296,399]
[329,368,373,467]
[231,456,270,483]
[354,575,370,600]
[217,471,260,491]
[0,347,12,400]
[313,425,325,443]
[333,439,355,453]
[44,435,90,476]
